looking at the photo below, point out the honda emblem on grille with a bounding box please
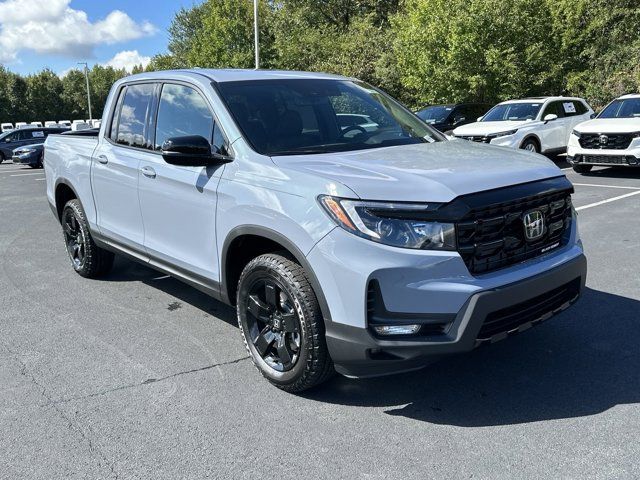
[599,134,609,145]
[523,210,545,241]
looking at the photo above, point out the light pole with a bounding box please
[254,0,260,69]
[77,62,93,121]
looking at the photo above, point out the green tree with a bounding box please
[177,0,273,68]
[25,69,64,121]
[547,0,640,108]
[5,73,29,122]
[61,70,89,120]
[392,0,562,108]
[88,65,127,118]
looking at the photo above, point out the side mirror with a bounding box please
[161,135,231,167]
[543,114,558,122]
[477,116,483,122]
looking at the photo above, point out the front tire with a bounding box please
[237,253,334,392]
[61,199,114,278]
[520,138,540,153]
[572,164,593,174]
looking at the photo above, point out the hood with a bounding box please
[453,120,534,136]
[272,140,562,203]
[574,118,640,134]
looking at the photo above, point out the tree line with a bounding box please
[0,65,145,123]
[2,0,638,122]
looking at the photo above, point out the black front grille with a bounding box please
[456,190,573,274]
[579,133,633,150]
[580,154,634,165]
[457,135,491,143]
[477,278,581,341]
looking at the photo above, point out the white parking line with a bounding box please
[576,190,640,211]
[0,168,32,173]
[10,172,44,177]
[573,183,640,190]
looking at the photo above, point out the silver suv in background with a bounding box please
[45,70,586,392]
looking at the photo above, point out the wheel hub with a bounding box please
[245,279,302,372]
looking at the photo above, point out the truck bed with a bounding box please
[44,133,100,225]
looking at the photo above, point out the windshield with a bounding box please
[416,105,453,123]
[598,98,640,119]
[482,102,542,121]
[217,79,442,156]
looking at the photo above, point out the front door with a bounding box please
[539,101,567,151]
[138,82,228,283]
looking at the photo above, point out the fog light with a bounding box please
[628,157,639,166]
[373,325,421,335]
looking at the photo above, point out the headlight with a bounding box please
[17,147,36,154]
[571,130,582,138]
[491,130,518,138]
[318,196,456,250]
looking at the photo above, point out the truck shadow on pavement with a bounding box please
[103,259,638,427]
[308,287,640,427]
[103,257,237,326]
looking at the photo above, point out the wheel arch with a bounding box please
[221,226,332,324]
[519,134,541,151]
[54,179,81,222]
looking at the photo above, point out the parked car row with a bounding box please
[414,94,640,175]
[0,126,69,164]
[0,119,100,133]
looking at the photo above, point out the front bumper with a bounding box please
[567,137,640,167]
[324,253,586,378]
[12,153,39,166]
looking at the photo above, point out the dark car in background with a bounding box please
[416,103,491,134]
[0,127,68,163]
[12,143,45,168]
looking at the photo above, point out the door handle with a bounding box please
[140,166,156,178]
[96,155,108,164]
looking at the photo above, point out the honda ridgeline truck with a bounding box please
[45,70,587,392]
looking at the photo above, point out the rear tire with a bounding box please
[237,253,334,392]
[61,199,114,278]
[572,164,593,174]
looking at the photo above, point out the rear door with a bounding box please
[91,83,156,250]
[138,82,228,282]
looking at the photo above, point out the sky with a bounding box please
[0,0,197,76]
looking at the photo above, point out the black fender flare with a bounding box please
[221,225,333,324]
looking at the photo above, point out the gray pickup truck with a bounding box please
[44,69,586,392]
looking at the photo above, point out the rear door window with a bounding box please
[114,84,155,149]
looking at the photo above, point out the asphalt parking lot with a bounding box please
[1,159,639,479]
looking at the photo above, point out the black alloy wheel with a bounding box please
[60,199,114,278]
[237,253,334,392]
[245,278,302,371]
[62,206,87,271]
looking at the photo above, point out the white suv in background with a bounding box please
[453,97,593,155]
[568,94,640,174]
